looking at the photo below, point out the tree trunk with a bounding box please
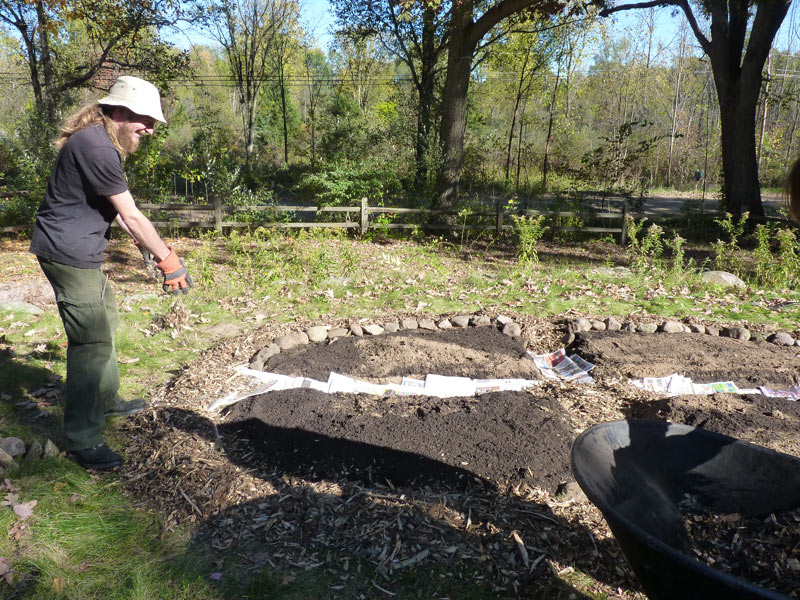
[718,90,763,219]
[436,0,474,209]
[414,8,437,191]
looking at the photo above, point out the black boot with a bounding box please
[71,444,123,469]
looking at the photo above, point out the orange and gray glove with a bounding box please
[156,248,194,295]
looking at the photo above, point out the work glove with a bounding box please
[134,240,159,281]
[156,248,194,295]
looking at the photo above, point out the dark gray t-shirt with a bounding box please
[30,124,129,268]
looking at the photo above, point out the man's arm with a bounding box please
[109,190,194,294]
[108,190,170,262]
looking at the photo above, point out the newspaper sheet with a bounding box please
[527,349,594,383]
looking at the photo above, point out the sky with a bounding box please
[174,0,800,58]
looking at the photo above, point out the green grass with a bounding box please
[1,227,800,599]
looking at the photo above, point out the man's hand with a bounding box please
[134,241,159,281]
[156,248,194,295]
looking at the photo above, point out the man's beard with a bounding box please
[119,128,139,154]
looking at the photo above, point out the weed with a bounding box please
[626,216,666,273]
[666,232,687,276]
[512,214,548,266]
[712,212,748,275]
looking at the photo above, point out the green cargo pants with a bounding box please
[38,258,123,451]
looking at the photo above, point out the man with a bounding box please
[29,75,193,470]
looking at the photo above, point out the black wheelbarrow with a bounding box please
[571,420,800,600]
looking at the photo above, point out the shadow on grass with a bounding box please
[0,345,65,444]
[149,407,637,600]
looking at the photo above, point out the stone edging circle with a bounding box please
[248,314,522,370]
[248,314,799,372]
[564,317,799,347]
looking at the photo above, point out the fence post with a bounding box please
[360,198,368,234]
[213,196,223,233]
[496,199,504,236]
[619,204,628,245]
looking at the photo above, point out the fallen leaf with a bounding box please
[14,500,37,520]
[53,482,66,492]
[52,577,64,593]
[0,556,12,584]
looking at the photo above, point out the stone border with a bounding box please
[563,317,799,347]
[248,314,524,371]
[248,312,799,372]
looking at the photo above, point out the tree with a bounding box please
[201,0,298,165]
[435,0,574,209]
[330,0,449,190]
[600,0,792,220]
[0,0,188,129]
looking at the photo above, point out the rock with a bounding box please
[383,322,400,333]
[572,318,592,333]
[401,318,419,330]
[274,331,309,350]
[750,331,767,343]
[0,437,25,457]
[436,319,452,330]
[363,324,384,336]
[0,301,44,315]
[327,328,349,339]
[705,326,719,336]
[768,331,795,346]
[249,343,280,371]
[637,322,658,334]
[590,320,606,331]
[555,481,588,503]
[688,323,706,334]
[25,440,43,461]
[349,323,363,337]
[701,270,746,289]
[471,315,492,327]
[605,317,622,331]
[721,326,750,341]
[501,322,522,337]
[621,321,636,332]
[0,280,55,306]
[561,330,575,346]
[451,316,470,328]
[43,440,59,459]
[419,319,438,331]
[594,266,633,278]
[660,320,684,333]
[305,326,328,343]
[495,315,513,326]
[0,448,14,468]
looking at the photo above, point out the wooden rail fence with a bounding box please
[138,197,629,243]
[1,193,629,242]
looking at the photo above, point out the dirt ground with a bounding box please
[120,316,800,599]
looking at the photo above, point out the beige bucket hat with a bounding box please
[98,75,166,123]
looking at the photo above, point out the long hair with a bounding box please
[54,104,127,157]
[784,157,800,223]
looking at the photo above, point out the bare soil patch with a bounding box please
[121,318,800,599]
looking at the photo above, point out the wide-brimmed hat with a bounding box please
[98,76,166,123]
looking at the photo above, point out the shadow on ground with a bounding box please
[146,407,639,599]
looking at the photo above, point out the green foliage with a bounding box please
[666,232,688,276]
[293,163,402,208]
[712,212,749,275]
[626,216,666,272]
[512,214,548,265]
[753,224,800,289]
[577,120,668,206]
